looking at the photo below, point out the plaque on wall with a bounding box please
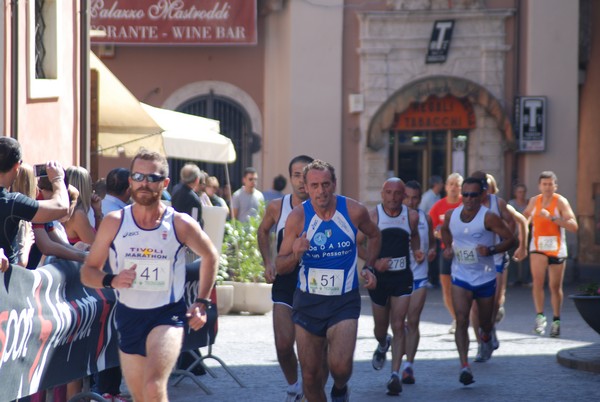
[515,96,547,152]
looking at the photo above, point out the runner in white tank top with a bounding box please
[81,150,218,402]
[441,177,516,386]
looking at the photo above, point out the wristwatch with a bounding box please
[362,265,375,274]
[195,297,212,309]
[487,246,497,255]
[102,274,116,289]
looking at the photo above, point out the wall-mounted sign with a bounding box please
[394,95,475,131]
[425,20,454,64]
[90,0,257,46]
[515,96,547,152]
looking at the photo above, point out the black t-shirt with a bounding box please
[171,183,203,227]
[0,188,39,264]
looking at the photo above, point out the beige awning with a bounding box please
[90,52,236,164]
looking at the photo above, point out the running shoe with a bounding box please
[480,338,494,361]
[101,394,113,402]
[448,319,457,334]
[550,320,561,338]
[285,391,304,402]
[401,367,415,384]
[459,367,475,386]
[330,386,350,402]
[386,374,402,396]
[474,343,485,363]
[371,334,391,370]
[491,327,500,350]
[534,314,547,335]
[113,395,129,402]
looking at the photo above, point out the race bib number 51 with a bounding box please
[124,258,171,292]
[308,268,343,296]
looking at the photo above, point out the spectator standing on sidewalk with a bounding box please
[276,160,380,402]
[257,155,313,402]
[522,171,578,337]
[263,174,287,205]
[232,167,264,222]
[419,175,443,214]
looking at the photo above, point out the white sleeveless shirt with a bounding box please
[109,205,187,309]
[449,205,496,286]
[410,209,429,281]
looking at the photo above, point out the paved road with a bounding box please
[167,273,600,401]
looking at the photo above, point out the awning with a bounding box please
[90,52,236,164]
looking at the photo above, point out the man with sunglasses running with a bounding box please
[81,149,218,402]
[441,177,516,386]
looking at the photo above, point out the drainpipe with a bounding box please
[10,1,19,139]
[80,0,90,172]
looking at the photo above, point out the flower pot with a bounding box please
[569,295,600,335]
[215,284,234,315]
[230,282,273,315]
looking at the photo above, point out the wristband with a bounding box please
[102,274,116,289]
[362,265,375,274]
[487,246,497,255]
[195,297,212,309]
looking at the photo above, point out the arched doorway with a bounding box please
[388,95,475,185]
[168,92,258,192]
[367,75,515,196]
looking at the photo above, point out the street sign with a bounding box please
[516,96,547,152]
[425,20,454,64]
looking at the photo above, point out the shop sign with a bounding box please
[90,0,257,45]
[515,96,547,152]
[394,95,475,131]
[426,20,454,64]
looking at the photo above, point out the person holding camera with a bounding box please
[0,137,69,265]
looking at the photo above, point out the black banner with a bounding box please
[0,259,216,401]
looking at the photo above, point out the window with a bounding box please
[28,0,61,98]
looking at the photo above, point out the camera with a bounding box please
[34,164,48,177]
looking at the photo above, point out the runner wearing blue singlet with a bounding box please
[81,149,218,402]
[441,177,516,386]
[258,155,314,402]
[276,160,381,402]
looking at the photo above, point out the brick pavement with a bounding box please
[166,270,600,402]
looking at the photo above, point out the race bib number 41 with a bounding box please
[308,268,343,296]
[124,258,172,292]
[454,248,478,264]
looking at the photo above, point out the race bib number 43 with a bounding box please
[454,248,478,264]
[308,268,343,296]
[124,258,172,292]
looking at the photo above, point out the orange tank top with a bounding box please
[530,194,567,258]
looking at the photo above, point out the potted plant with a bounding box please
[215,262,234,315]
[569,282,600,335]
[221,207,272,314]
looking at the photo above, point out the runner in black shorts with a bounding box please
[359,178,423,396]
[258,155,313,402]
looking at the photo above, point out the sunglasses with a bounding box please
[461,192,481,198]
[130,172,165,183]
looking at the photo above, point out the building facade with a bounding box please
[91,0,599,263]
